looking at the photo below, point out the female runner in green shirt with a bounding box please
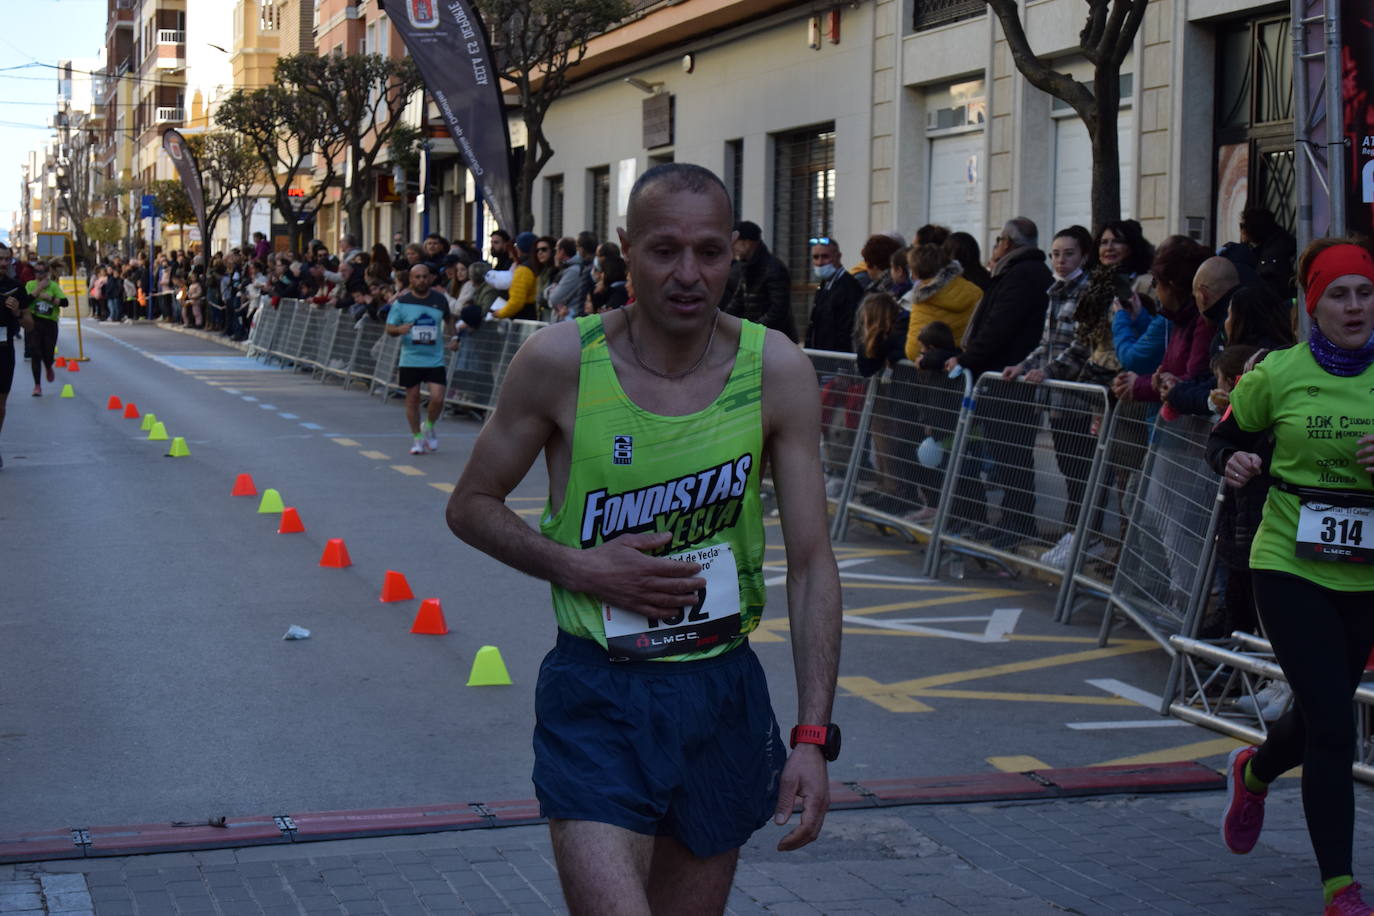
[1211,239,1374,915]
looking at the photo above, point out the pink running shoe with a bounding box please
[1325,883,1374,916]
[1221,745,1266,854]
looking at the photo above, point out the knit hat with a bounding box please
[514,232,539,255]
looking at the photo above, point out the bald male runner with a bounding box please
[446,163,842,915]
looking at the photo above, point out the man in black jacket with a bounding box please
[725,221,798,341]
[804,237,862,352]
[946,217,1051,547]
[0,244,34,469]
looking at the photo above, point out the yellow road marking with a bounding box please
[359,450,390,460]
[430,482,454,494]
[987,755,1051,772]
[331,438,360,447]
[834,678,935,712]
[1094,736,1245,767]
[912,689,1135,706]
[205,381,223,386]
[514,507,542,517]
[895,642,1160,691]
[390,465,426,477]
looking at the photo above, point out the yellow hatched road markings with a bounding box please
[430,482,455,494]
[837,640,1160,713]
[360,450,390,460]
[987,755,1051,772]
[1094,736,1244,767]
[391,465,426,476]
[331,438,360,447]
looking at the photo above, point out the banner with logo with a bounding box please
[161,128,209,246]
[383,0,516,233]
[1346,1,1374,238]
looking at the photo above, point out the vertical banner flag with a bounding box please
[383,0,516,233]
[161,129,209,246]
[1346,0,1374,238]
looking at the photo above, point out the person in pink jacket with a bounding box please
[1112,237,1212,409]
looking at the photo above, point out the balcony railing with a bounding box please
[155,106,185,123]
[913,0,985,32]
[157,29,185,44]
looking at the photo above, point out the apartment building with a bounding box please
[523,0,1292,326]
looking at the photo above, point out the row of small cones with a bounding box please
[99,395,192,457]
[230,472,511,687]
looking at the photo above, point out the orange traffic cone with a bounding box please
[277,507,305,534]
[380,570,414,602]
[231,473,257,497]
[54,357,67,368]
[106,395,122,410]
[319,538,352,568]
[410,598,448,635]
[122,402,139,419]
[66,360,80,373]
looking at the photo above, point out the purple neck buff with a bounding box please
[1308,323,1374,377]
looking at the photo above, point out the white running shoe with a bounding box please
[1234,681,1292,721]
[1039,532,1075,569]
[423,426,439,452]
[409,439,426,455]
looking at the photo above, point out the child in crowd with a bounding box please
[915,320,961,372]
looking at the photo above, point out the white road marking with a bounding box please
[278,413,298,419]
[763,557,873,586]
[1067,719,1190,730]
[300,423,323,430]
[842,608,1022,643]
[240,395,258,402]
[223,389,241,394]
[258,403,277,410]
[1086,678,1165,710]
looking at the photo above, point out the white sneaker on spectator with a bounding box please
[1234,682,1291,721]
[1039,532,1075,569]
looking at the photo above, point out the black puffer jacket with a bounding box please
[725,242,797,341]
[958,247,1052,375]
[805,269,863,353]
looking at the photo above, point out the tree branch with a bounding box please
[985,0,1096,121]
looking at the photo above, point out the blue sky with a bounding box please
[1,0,108,243]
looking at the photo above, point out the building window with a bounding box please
[546,174,564,237]
[725,139,743,224]
[772,124,835,330]
[589,166,610,243]
[913,0,985,32]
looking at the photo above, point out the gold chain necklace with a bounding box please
[624,308,719,381]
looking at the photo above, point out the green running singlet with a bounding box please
[540,313,767,662]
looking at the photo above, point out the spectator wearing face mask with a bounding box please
[804,236,863,352]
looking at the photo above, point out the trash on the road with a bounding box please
[282,625,311,640]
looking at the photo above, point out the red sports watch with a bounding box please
[789,723,841,761]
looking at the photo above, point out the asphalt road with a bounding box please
[0,319,1242,836]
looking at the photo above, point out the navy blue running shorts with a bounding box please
[533,630,786,858]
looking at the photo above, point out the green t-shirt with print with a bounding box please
[1229,343,1374,591]
[25,280,66,322]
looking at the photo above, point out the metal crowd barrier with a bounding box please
[1097,414,1224,650]
[1167,632,1374,785]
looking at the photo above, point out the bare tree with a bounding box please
[477,0,632,231]
[53,130,99,267]
[984,0,1148,232]
[275,52,424,244]
[216,86,345,253]
[185,132,262,251]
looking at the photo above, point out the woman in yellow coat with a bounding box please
[903,243,983,363]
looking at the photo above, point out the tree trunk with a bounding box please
[346,181,367,251]
[1089,68,1122,235]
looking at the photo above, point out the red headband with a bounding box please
[1304,244,1374,315]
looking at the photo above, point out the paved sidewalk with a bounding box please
[4,784,1371,916]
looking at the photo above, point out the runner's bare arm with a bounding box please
[761,331,842,851]
[446,323,704,618]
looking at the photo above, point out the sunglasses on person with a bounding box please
[808,237,833,246]
[536,246,550,253]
